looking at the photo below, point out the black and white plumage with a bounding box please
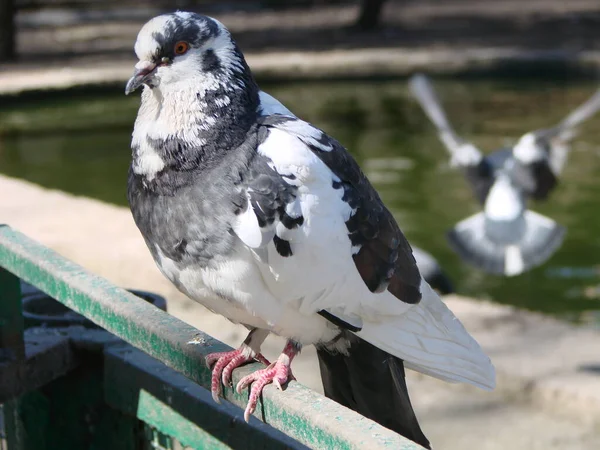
[125,13,494,447]
[409,74,600,276]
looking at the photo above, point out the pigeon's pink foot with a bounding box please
[255,353,272,367]
[205,348,269,403]
[236,340,300,422]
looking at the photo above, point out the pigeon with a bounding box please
[412,247,454,295]
[125,13,495,448]
[409,74,600,276]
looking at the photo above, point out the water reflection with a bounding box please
[1,79,599,319]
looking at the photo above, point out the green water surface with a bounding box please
[1,79,600,321]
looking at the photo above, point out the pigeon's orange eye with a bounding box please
[174,41,189,55]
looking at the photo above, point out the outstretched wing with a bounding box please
[509,152,558,201]
[549,87,600,171]
[542,89,600,181]
[232,114,422,318]
[511,88,600,200]
[408,73,466,157]
[409,74,493,203]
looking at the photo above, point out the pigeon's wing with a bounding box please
[547,88,600,175]
[408,74,466,156]
[273,116,422,304]
[408,74,483,161]
[515,89,600,184]
[232,115,495,390]
[510,130,561,201]
[409,74,493,203]
[232,115,422,313]
[463,158,495,205]
[555,88,600,139]
[508,155,558,201]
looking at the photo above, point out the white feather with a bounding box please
[512,132,545,164]
[358,281,496,390]
[232,194,273,248]
[504,245,524,276]
[409,73,484,167]
[484,176,524,221]
[231,92,298,254]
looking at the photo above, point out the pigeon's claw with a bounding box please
[235,340,299,422]
[236,360,293,422]
[205,348,268,403]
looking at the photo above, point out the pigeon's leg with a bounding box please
[236,339,301,422]
[205,328,269,403]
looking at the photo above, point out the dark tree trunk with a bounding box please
[0,0,16,61]
[355,0,387,30]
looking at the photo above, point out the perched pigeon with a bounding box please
[409,74,600,276]
[125,13,495,448]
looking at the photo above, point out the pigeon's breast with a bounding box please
[129,174,268,326]
[129,173,237,264]
[128,169,335,341]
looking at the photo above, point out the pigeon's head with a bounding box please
[125,12,247,95]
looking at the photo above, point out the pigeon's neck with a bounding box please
[131,65,259,182]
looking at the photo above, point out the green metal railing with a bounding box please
[0,225,424,449]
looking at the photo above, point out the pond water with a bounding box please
[1,78,600,322]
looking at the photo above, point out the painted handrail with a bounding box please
[0,225,424,449]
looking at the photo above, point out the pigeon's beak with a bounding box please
[125,60,157,95]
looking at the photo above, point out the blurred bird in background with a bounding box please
[409,74,600,276]
[412,246,454,295]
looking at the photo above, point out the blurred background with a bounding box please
[2,0,600,320]
[1,1,600,449]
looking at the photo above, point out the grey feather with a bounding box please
[553,88,600,138]
[409,73,466,154]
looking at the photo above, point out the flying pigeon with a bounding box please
[125,13,495,448]
[409,74,600,276]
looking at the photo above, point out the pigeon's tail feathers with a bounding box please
[447,212,505,275]
[358,281,496,392]
[511,210,565,273]
[317,336,431,449]
[447,211,565,276]
[409,74,464,153]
